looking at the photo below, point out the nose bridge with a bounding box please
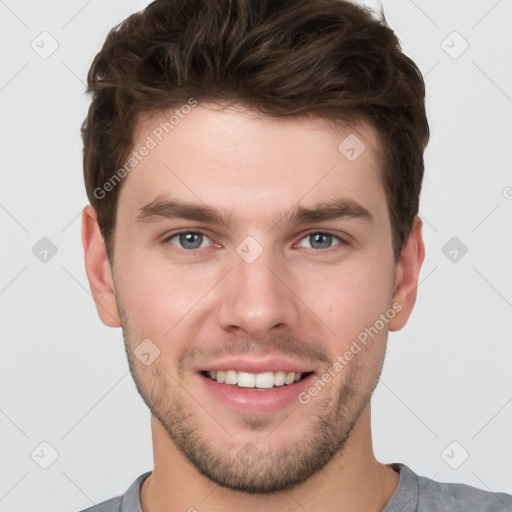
[217,238,300,336]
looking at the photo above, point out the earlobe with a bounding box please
[81,205,121,328]
[388,216,425,332]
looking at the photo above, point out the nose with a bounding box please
[216,244,301,339]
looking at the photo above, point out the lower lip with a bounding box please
[198,372,316,415]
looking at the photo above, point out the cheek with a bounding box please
[303,261,394,345]
[115,254,219,337]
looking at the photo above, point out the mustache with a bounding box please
[178,333,333,371]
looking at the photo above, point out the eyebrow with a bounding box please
[135,196,374,227]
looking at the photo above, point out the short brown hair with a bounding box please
[82,0,429,263]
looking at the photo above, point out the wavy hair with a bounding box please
[82,0,429,262]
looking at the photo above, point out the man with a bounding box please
[78,0,512,510]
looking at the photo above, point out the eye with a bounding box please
[298,232,345,251]
[165,231,213,251]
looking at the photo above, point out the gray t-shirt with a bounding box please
[77,463,512,511]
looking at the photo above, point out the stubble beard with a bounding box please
[123,338,380,494]
[118,306,385,494]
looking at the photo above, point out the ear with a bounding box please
[388,215,425,331]
[81,205,121,327]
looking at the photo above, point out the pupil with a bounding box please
[180,232,202,249]
[311,233,331,249]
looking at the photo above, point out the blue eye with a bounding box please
[299,232,343,250]
[167,232,212,250]
[162,230,347,256]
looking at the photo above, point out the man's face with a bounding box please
[109,104,399,492]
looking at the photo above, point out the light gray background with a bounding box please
[1,0,511,510]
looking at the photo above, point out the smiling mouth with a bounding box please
[201,370,314,389]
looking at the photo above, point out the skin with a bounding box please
[82,103,425,511]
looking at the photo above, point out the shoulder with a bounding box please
[77,496,122,512]
[388,463,512,512]
[74,471,152,512]
[416,472,512,511]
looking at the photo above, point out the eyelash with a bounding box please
[161,230,349,257]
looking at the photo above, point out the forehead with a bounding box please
[118,104,387,224]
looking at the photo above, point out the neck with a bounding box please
[140,406,400,512]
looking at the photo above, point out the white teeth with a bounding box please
[237,372,256,388]
[274,371,286,386]
[206,370,305,388]
[255,372,274,389]
[225,370,237,385]
[284,372,295,385]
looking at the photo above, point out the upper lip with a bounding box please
[196,357,316,375]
